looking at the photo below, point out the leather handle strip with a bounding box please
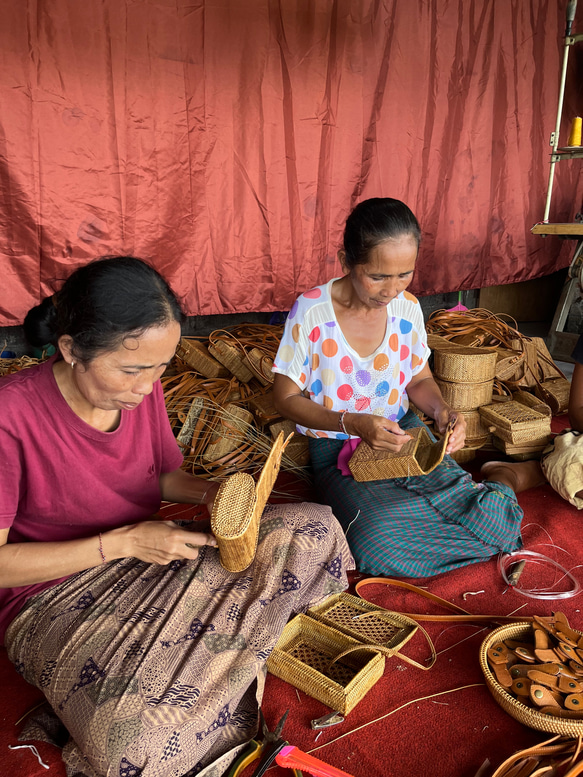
[355,577,534,625]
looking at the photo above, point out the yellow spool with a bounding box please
[567,116,582,147]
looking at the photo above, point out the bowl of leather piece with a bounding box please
[479,613,583,736]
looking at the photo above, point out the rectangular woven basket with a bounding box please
[348,426,449,480]
[266,613,385,715]
[479,401,551,445]
[176,338,229,378]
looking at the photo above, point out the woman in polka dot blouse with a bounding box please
[273,197,528,578]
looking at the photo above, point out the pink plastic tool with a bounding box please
[275,745,354,777]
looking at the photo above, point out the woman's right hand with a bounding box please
[345,413,412,451]
[108,520,217,565]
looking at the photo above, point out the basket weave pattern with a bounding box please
[266,614,385,715]
[348,426,449,480]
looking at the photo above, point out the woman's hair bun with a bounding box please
[23,296,59,348]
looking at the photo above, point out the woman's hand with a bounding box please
[433,408,466,454]
[344,413,412,451]
[108,520,217,565]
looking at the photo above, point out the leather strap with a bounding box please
[355,578,535,625]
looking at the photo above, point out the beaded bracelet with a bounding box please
[338,410,349,435]
[98,533,107,564]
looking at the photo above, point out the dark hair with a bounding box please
[343,197,421,270]
[24,256,185,361]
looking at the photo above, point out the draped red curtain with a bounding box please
[1,0,582,325]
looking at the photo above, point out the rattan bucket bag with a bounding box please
[210,430,292,572]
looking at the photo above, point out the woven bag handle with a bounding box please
[355,578,535,625]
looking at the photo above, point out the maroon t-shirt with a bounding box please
[0,357,183,643]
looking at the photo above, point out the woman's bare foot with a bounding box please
[480,460,546,494]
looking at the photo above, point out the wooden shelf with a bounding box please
[531,223,583,236]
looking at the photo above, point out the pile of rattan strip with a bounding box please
[162,323,310,482]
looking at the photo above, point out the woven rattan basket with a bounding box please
[211,431,291,572]
[308,593,419,653]
[266,613,385,715]
[480,623,583,738]
[435,377,494,411]
[479,401,551,445]
[459,410,490,447]
[176,338,229,378]
[208,339,255,383]
[348,425,450,480]
[433,346,498,384]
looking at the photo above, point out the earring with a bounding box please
[71,361,75,369]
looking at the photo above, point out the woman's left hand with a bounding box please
[434,408,466,454]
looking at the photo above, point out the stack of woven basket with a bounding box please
[426,309,572,462]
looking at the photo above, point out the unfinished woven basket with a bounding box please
[480,623,583,738]
[210,431,291,571]
[266,613,385,715]
[348,425,450,481]
[433,346,498,383]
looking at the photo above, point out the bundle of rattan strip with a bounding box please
[426,308,569,415]
[0,354,45,376]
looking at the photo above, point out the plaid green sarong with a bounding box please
[310,412,523,577]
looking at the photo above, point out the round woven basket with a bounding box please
[434,348,498,384]
[479,623,583,737]
[435,377,494,411]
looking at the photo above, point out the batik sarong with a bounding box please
[6,502,353,777]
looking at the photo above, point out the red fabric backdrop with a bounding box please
[1,0,582,325]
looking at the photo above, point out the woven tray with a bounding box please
[479,401,551,444]
[210,431,291,571]
[266,613,385,715]
[433,346,498,384]
[480,623,583,738]
[435,377,494,411]
[348,425,450,480]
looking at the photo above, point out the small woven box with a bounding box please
[176,338,229,378]
[266,614,385,715]
[479,401,551,445]
[308,593,418,653]
[348,426,450,481]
